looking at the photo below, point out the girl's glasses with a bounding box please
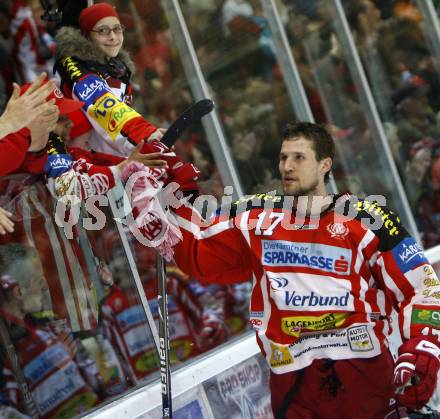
[90,24,125,36]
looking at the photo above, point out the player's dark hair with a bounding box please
[282,122,335,183]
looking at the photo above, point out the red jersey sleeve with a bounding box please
[355,200,440,344]
[172,204,253,285]
[56,56,157,147]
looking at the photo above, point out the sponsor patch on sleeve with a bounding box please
[391,237,428,273]
[412,307,440,328]
[74,74,109,107]
[88,92,141,140]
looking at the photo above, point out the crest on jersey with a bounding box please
[327,222,348,239]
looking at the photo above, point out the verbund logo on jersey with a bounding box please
[262,240,352,275]
[268,272,355,311]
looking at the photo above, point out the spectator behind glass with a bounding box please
[0,74,90,178]
[0,243,100,418]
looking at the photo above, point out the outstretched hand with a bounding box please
[0,73,57,138]
[117,140,168,172]
[0,207,14,235]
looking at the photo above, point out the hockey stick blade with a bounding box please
[162,99,214,147]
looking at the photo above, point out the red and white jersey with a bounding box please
[3,319,99,418]
[172,193,440,374]
[0,175,99,332]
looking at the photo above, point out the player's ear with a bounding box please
[320,157,332,178]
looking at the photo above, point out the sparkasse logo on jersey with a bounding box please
[262,240,352,275]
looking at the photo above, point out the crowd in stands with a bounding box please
[0,1,250,417]
[1,0,440,417]
[181,0,440,247]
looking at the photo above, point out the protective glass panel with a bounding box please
[0,175,159,417]
[113,0,251,371]
[279,0,411,224]
[114,0,224,198]
[178,0,298,194]
[341,0,440,248]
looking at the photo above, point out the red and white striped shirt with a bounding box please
[0,175,99,332]
[172,193,440,373]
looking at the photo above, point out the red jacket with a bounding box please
[0,129,46,176]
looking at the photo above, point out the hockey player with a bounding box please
[169,122,440,418]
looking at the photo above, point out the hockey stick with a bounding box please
[157,255,172,418]
[162,99,215,148]
[0,314,39,418]
[158,98,214,418]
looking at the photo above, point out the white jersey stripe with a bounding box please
[29,193,80,330]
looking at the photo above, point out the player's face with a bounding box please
[89,16,124,58]
[279,138,329,197]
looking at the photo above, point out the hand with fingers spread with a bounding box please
[0,73,57,138]
[0,207,14,235]
[117,140,168,173]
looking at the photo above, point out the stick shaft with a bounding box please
[157,255,172,418]
[0,316,39,418]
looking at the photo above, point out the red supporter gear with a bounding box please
[2,315,99,418]
[54,39,157,157]
[55,27,199,188]
[46,146,124,201]
[78,3,119,35]
[0,175,99,331]
[172,193,440,376]
[0,129,46,176]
